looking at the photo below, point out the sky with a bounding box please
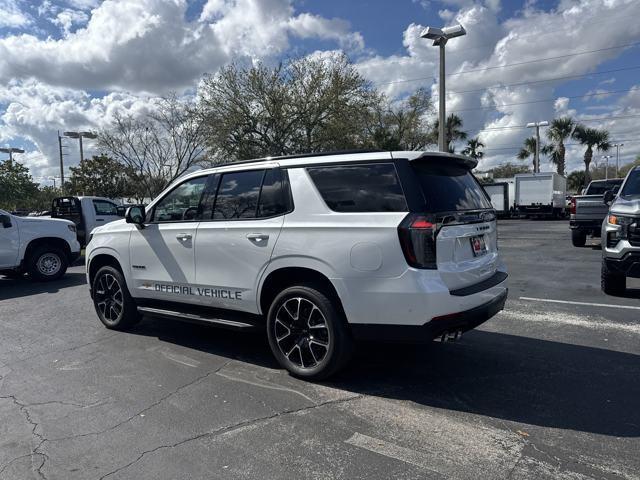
[0,0,639,186]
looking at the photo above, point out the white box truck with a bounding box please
[483,178,515,217]
[515,172,567,218]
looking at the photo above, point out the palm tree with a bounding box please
[545,116,575,176]
[431,114,468,153]
[517,137,540,170]
[462,137,485,160]
[573,125,610,186]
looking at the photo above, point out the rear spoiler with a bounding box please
[399,152,478,170]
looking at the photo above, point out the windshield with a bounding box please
[411,160,492,212]
[586,180,622,195]
[620,170,640,199]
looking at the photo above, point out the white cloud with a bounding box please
[0,0,31,28]
[51,8,89,36]
[288,13,364,51]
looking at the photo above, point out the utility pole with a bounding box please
[526,121,549,173]
[612,143,623,177]
[421,24,466,152]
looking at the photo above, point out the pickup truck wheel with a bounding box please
[571,229,587,247]
[267,285,353,380]
[92,266,140,330]
[601,261,626,295]
[27,246,68,281]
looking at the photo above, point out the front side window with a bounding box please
[93,200,118,216]
[152,176,208,222]
[307,163,407,212]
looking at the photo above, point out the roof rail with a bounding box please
[214,149,385,168]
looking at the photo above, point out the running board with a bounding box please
[137,306,258,331]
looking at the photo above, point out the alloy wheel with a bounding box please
[274,297,330,369]
[95,273,124,324]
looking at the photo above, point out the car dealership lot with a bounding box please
[1,220,639,480]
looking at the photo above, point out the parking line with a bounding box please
[519,297,640,311]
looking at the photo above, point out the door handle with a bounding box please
[176,233,192,241]
[247,233,269,243]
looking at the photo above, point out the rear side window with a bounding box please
[307,163,407,212]
[412,161,491,212]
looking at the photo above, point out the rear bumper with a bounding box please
[570,219,602,231]
[604,253,640,278]
[351,289,508,343]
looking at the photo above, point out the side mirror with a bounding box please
[125,205,146,226]
[116,206,126,217]
[0,214,12,228]
[603,190,615,205]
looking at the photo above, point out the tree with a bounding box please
[199,54,382,161]
[365,88,434,151]
[619,155,640,177]
[99,93,207,199]
[66,155,140,199]
[573,125,610,186]
[0,161,39,211]
[544,116,575,176]
[486,162,530,179]
[462,137,484,160]
[429,114,467,153]
[566,170,586,193]
[517,137,548,170]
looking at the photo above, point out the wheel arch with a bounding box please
[259,266,345,318]
[23,237,72,265]
[87,252,125,289]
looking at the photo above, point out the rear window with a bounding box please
[586,180,622,195]
[307,163,407,212]
[412,161,491,212]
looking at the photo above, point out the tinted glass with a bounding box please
[214,170,263,219]
[153,176,207,222]
[258,169,287,217]
[412,161,492,212]
[307,164,407,212]
[93,200,118,216]
[620,170,640,199]
[586,180,623,195]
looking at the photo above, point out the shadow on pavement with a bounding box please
[129,319,640,438]
[0,272,86,300]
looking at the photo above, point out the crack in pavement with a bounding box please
[48,359,235,443]
[0,395,49,479]
[97,393,364,480]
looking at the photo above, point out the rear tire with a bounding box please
[266,284,353,380]
[92,266,140,330]
[601,261,626,295]
[27,245,68,281]
[571,229,587,247]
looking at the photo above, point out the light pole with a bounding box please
[0,147,25,166]
[63,131,97,163]
[526,121,549,173]
[612,143,623,178]
[602,155,612,180]
[421,24,467,152]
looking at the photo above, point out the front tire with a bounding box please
[27,246,68,281]
[571,229,587,247]
[92,266,140,330]
[601,261,626,295]
[267,285,353,380]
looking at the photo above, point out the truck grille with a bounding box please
[629,223,640,247]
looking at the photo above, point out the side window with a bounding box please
[213,170,263,220]
[93,200,118,216]
[307,163,407,212]
[258,169,289,217]
[152,176,208,222]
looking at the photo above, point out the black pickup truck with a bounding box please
[569,179,623,247]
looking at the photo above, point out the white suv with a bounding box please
[86,151,508,379]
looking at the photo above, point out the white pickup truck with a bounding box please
[51,196,123,246]
[0,209,81,281]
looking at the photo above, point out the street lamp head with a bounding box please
[80,131,97,139]
[64,131,80,138]
[538,121,549,127]
[421,26,444,40]
[441,24,466,39]
[0,147,25,154]
[526,121,549,128]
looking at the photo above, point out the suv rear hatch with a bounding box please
[397,155,500,291]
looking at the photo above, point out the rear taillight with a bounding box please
[569,197,576,215]
[398,214,437,269]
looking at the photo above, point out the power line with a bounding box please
[482,139,640,152]
[448,87,634,114]
[375,44,640,87]
[470,113,640,133]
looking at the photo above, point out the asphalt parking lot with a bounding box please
[1,220,639,480]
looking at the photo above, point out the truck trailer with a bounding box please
[515,172,567,218]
